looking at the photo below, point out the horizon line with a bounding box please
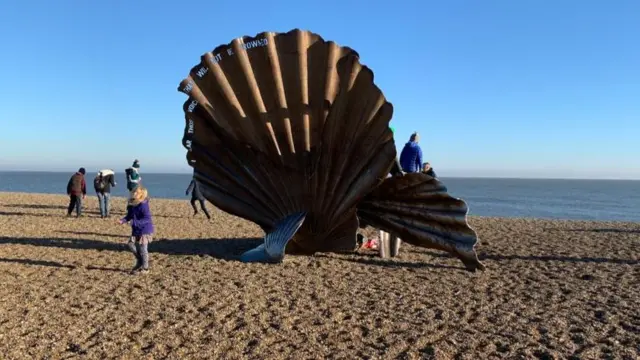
[0,170,638,181]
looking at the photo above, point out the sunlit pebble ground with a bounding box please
[0,192,638,359]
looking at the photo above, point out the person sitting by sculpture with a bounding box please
[399,132,423,173]
[422,162,437,178]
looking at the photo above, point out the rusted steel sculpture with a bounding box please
[177,29,485,271]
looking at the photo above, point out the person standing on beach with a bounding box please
[126,159,142,191]
[399,132,423,173]
[94,169,117,218]
[422,162,437,178]
[186,177,211,219]
[66,167,87,217]
[117,185,155,274]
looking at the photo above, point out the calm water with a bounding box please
[1,171,639,222]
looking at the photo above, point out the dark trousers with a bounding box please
[67,194,82,216]
[190,197,210,219]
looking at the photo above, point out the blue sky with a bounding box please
[0,1,638,179]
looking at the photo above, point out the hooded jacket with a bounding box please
[399,141,423,173]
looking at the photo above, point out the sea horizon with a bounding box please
[1,171,639,222]
[1,170,639,182]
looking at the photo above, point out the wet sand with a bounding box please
[0,192,638,359]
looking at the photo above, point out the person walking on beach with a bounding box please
[66,167,87,217]
[94,169,117,218]
[126,159,142,191]
[399,132,423,173]
[117,185,155,274]
[186,177,211,219]
[422,162,437,178]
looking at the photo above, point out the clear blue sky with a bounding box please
[0,1,638,179]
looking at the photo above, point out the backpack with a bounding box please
[95,176,106,191]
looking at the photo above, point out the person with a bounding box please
[388,126,404,177]
[118,185,155,274]
[126,159,142,191]
[94,169,117,218]
[66,167,87,217]
[399,132,423,173]
[357,126,403,242]
[422,162,437,178]
[186,178,211,219]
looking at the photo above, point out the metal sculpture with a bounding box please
[177,29,484,271]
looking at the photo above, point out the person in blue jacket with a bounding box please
[399,132,423,173]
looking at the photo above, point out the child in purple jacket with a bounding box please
[118,185,155,274]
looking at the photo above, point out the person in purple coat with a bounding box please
[117,185,155,274]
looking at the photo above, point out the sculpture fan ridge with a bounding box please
[178,28,396,255]
[177,28,485,271]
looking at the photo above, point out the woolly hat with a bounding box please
[132,159,140,169]
[78,167,86,175]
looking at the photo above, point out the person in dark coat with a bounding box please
[422,162,437,178]
[66,167,87,217]
[186,178,211,219]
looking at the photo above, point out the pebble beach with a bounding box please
[0,192,638,359]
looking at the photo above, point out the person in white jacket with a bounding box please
[94,169,117,218]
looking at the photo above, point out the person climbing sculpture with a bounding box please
[186,177,211,219]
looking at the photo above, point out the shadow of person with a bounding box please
[0,236,263,261]
[151,237,262,260]
[0,257,76,269]
[4,204,67,210]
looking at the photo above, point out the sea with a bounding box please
[1,171,639,222]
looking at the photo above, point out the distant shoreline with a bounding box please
[1,170,639,181]
[1,191,638,225]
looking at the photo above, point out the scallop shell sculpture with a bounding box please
[177,29,485,271]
